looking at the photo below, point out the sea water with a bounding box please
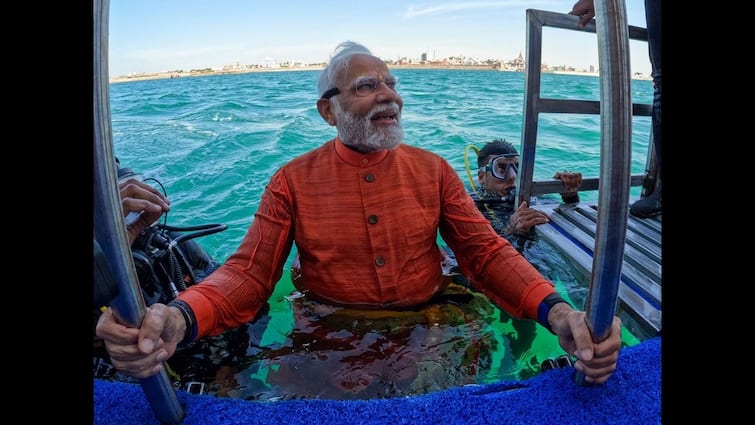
[102,69,654,400]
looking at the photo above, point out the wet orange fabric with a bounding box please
[178,138,556,338]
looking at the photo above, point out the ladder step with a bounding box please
[534,203,661,335]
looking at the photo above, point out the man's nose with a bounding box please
[375,82,399,101]
[502,165,517,181]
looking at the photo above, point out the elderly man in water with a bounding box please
[97,40,622,386]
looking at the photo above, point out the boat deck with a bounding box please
[533,202,661,337]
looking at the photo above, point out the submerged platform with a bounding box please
[533,202,661,337]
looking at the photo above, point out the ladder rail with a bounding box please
[518,9,652,202]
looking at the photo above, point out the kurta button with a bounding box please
[361,158,368,165]
[368,215,378,224]
[365,174,375,182]
[375,257,385,266]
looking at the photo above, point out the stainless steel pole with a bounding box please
[574,0,632,385]
[93,0,185,421]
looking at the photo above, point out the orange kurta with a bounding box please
[178,138,556,338]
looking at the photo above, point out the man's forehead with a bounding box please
[343,55,390,80]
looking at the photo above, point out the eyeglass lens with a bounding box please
[354,76,398,96]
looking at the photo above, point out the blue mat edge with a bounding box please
[94,336,661,425]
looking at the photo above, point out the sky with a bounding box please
[108,0,651,78]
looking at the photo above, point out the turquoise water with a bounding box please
[111,69,652,262]
[105,69,654,399]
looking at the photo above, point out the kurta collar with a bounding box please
[334,137,391,167]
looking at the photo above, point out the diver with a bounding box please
[471,139,582,239]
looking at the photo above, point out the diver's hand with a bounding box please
[95,304,186,379]
[553,171,582,192]
[119,178,170,244]
[553,171,582,201]
[547,303,622,384]
[569,0,596,29]
[507,201,550,233]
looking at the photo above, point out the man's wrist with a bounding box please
[167,299,196,348]
[560,192,580,204]
[537,293,570,334]
[547,302,573,335]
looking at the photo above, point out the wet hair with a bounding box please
[477,139,518,168]
[317,41,373,99]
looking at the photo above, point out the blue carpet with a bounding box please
[93,336,660,425]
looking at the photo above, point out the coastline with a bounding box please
[110,64,649,84]
[109,64,499,84]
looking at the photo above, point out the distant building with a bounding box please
[222,62,245,71]
[501,52,525,71]
[259,56,281,69]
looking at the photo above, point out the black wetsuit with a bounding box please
[470,190,540,254]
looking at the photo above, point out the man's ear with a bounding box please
[317,99,336,126]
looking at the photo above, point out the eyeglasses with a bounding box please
[480,154,519,180]
[321,76,399,99]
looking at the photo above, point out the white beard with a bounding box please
[333,101,404,152]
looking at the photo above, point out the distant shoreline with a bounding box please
[109,64,649,84]
[109,64,500,84]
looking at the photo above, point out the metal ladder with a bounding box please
[517,6,661,338]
